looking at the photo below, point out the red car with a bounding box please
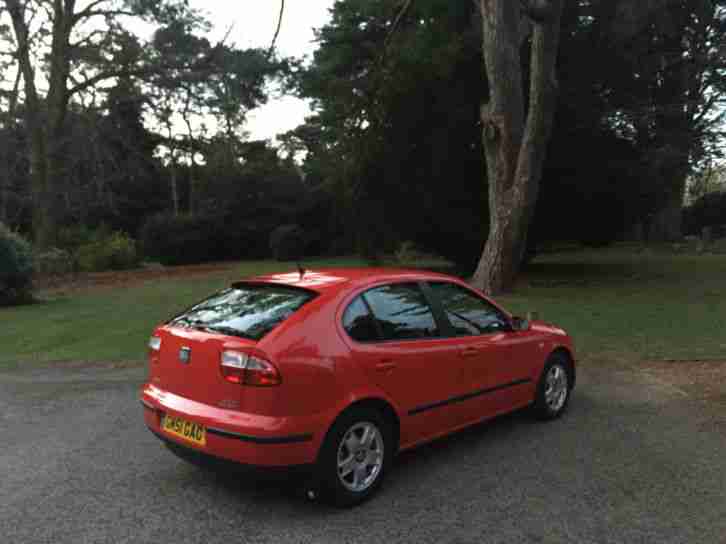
[141,268,575,507]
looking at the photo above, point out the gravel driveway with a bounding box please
[1,363,724,543]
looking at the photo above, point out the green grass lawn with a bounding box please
[499,247,726,365]
[1,248,725,368]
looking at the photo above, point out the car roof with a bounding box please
[245,267,460,294]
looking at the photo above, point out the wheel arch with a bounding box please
[549,346,576,388]
[321,397,401,458]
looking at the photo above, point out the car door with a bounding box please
[426,281,536,420]
[341,282,465,444]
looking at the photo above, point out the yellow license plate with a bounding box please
[162,414,206,446]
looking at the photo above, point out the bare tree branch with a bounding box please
[384,0,414,51]
[267,0,285,58]
[71,0,109,23]
[74,9,136,22]
[69,28,106,49]
[8,60,23,117]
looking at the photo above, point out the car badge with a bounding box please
[179,347,192,365]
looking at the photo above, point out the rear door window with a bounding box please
[170,283,316,341]
[362,283,439,341]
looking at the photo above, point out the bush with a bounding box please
[76,232,139,272]
[394,240,444,266]
[270,224,306,261]
[57,224,108,252]
[683,192,726,236]
[140,213,224,266]
[0,223,34,305]
[141,213,279,265]
[34,248,74,277]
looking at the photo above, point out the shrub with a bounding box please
[270,224,306,261]
[76,232,139,272]
[683,192,726,236]
[57,224,107,252]
[0,223,34,305]
[711,238,726,254]
[34,248,74,277]
[141,213,277,265]
[140,213,224,266]
[394,240,417,264]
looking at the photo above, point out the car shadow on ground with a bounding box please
[176,395,590,512]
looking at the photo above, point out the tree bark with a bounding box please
[182,94,198,215]
[6,0,52,245]
[169,154,180,217]
[4,0,188,245]
[472,0,564,294]
[0,65,23,225]
[5,0,75,247]
[649,177,687,242]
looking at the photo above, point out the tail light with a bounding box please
[221,351,282,386]
[148,336,161,363]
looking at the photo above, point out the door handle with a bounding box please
[460,347,479,358]
[375,361,397,372]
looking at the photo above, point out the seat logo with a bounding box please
[179,347,192,364]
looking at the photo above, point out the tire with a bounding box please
[316,408,393,508]
[532,353,573,420]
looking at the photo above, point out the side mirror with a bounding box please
[511,317,530,332]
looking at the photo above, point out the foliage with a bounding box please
[2,0,724,272]
[140,137,316,265]
[292,0,726,269]
[140,213,224,266]
[34,248,73,277]
[531,120,643,248]
[57,224,110,253]
[0,0,290,247]
[710,237,726,254]
[76,232,139,273]
[394,241,441,267]
[96,77,167,233]
[0,88,168,237]
[0,222,33,305]
[0,120,28,230]
[294,0,486,270]
[688,164,726,204]
[270,224,306,261]
[683,192,726,236]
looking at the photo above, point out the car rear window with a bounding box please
[169,283,317,341]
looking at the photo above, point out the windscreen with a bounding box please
[169,284,316,341]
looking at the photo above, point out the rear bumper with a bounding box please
[152,429,314,480]
[141,383,328,467]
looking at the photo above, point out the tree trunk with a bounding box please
[0,68,22,226]
[5,0,74,247]
[169,154,180,216]
[0,165,8,225]
[472,0,564,294]
[649,178,686,242]
[182,103,197,215]
[188,155,197,215]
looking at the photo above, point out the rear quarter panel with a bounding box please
[267,287,405,424]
